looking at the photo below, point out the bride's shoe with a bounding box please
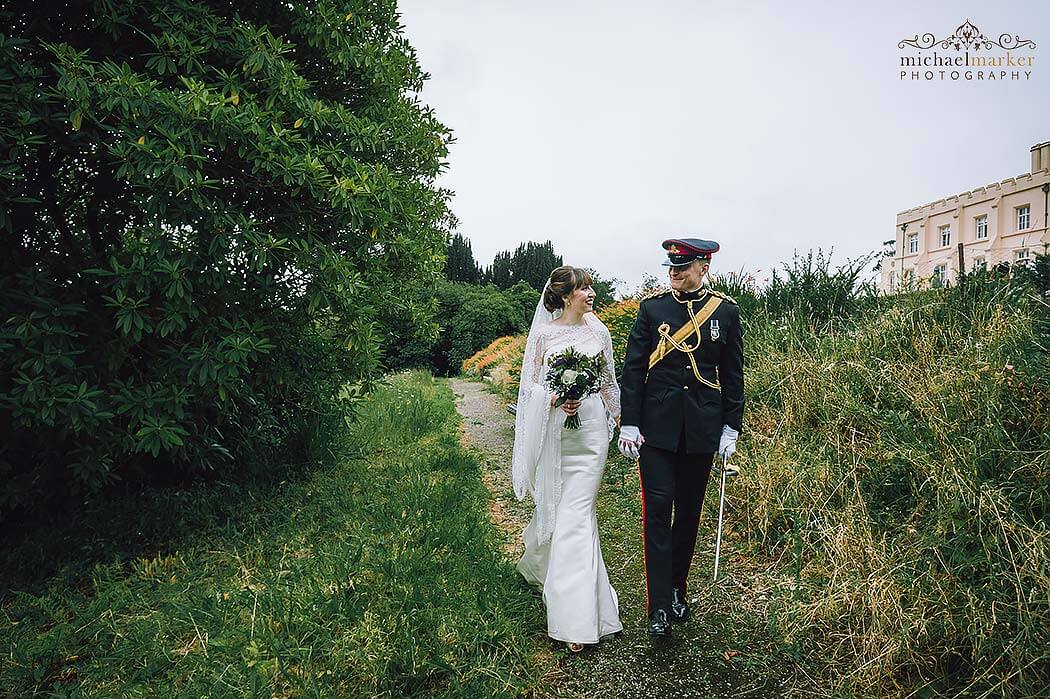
[567,642,586,653]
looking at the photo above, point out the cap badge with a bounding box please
[709,319,720,340]
[668,244,681,255]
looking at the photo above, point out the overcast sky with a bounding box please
[399,0,1049,290]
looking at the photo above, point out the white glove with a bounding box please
[718,425,739,460]
[618,425,644,460]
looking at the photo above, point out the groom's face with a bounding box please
[668,260,708,291]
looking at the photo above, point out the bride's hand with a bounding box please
[561,399,581,416]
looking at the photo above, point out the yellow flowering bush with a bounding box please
[597,298,640,370]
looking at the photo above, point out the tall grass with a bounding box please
[0,372,546,697]
[742,283,1047,695]
[469,252,1049,696]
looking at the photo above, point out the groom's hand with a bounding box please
[618,425,644,460]
[718,425,739,460]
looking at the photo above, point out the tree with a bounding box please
[429,281,528,375]
[485,250,513,288]
[585,268,622,310]
[484,241,562,290]
[444,232,481,283]
[512,241,563,290]
[0,1,452,514]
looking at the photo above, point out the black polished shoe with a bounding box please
[648,608,672,638]
[670,587,690,623]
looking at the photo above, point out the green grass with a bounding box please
[0,371,545,697]
[455,376,814,697]
[551,452,806,698]
[469,256,1050,697]
[735,284,1049,696]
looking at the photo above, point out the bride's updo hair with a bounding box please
[543,266,594,313]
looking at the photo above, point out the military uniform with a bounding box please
[619,239,745,624]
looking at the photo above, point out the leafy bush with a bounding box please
[500,280,542,325]
[762,249,879,328]
[596,298,639,371]
[708,269,763,320]
[461,335,524,377]
[428,281,533,376]
[0,1,451,514]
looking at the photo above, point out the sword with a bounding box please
[713,454,738,582]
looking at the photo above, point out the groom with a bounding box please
[618,238,744,638]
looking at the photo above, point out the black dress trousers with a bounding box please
[638,430,713,616]
[619,287,744,617]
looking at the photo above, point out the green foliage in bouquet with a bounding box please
[543,346,604,429]
[0,0,453,515]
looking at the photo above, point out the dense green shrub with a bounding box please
[427,281,533,375]
[708,268,763,320]
[0,0,451,515]
[500,279,542,324]
[762,250,879,326]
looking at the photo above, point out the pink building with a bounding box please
[881,141,1050,292]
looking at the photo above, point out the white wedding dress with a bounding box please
[512,315,623,645]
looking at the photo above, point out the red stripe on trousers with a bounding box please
[638,460,651,614]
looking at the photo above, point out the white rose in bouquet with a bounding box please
[560,369,578,385]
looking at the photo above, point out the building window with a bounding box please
[888,271,896,291]
[908,233,919,254]
[933,263,947,283]
[939,225,951,247]
[973,257,986,271]
[1017,205,1030,230]
[975,215,988,239]
[1016,248,1031,265]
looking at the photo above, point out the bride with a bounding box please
[512,265,623,652]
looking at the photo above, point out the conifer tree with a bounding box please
[484,241,562,290]
[444,232,481,283]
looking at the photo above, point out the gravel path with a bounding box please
[450,378,532,560]
[450,378,817,699]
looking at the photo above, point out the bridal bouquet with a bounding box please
[544,346,605,429]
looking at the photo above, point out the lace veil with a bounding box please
[511,281,557,502]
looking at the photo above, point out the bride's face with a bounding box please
[563,285,596,314]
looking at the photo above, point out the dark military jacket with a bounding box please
[620,287,744,453]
